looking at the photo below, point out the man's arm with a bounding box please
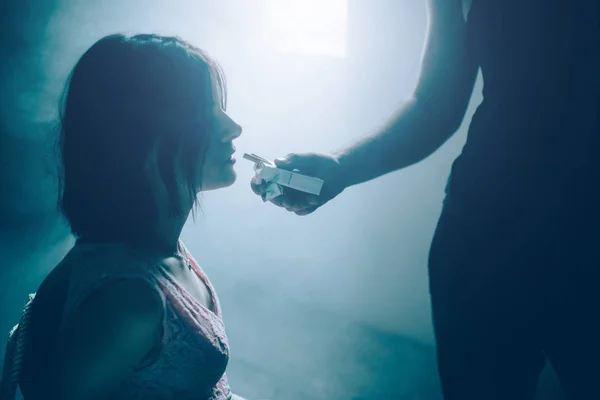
[251,0,478,214]
[335,0,478,187]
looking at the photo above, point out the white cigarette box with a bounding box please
[243,153,324,196]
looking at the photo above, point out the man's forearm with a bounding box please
[331,0,476,189]
[334,97,456,188]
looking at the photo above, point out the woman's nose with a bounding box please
[222,117,242,142]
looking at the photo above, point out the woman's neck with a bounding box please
[78,214,190,256]
[142,213,189,255]
[77,204,193,256]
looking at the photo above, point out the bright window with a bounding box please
[263,0,348,57]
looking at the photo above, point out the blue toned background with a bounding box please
[0,1,563,398]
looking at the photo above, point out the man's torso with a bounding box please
[449,0,600,213]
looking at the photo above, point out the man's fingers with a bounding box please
[270,196,287,208]
[273,157,287,166]
[295,206,317,216]
[271,190,321,210]
[269,196,319,214]
[250,180,264,195]
[303,195,320,207]
[274,153,317,171]
[283,200,321,213]
[273,156,293,169]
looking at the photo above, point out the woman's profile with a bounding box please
[1,33,247,400]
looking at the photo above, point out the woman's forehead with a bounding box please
[213,84,224,106]
[213,69,226,108]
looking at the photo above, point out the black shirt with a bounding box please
[448,0,600,214]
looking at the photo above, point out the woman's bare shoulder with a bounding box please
[47,278,165,399]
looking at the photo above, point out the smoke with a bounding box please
[0,1,563,398]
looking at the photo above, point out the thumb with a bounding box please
[274,153,311,170]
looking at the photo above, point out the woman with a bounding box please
[1,34,246,400]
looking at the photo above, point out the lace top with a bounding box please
[59,240,232,400]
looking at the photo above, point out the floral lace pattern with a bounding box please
[61,241,232,400]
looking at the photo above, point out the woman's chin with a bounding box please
[200,171,237,191]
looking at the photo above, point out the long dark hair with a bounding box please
[57,34,227,240]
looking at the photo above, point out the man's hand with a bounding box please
[250,153,347,215]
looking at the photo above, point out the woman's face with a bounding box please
[198,95,242,191]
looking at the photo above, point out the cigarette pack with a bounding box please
[243,153,324,196]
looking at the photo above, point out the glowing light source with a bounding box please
[263,0,348,57]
